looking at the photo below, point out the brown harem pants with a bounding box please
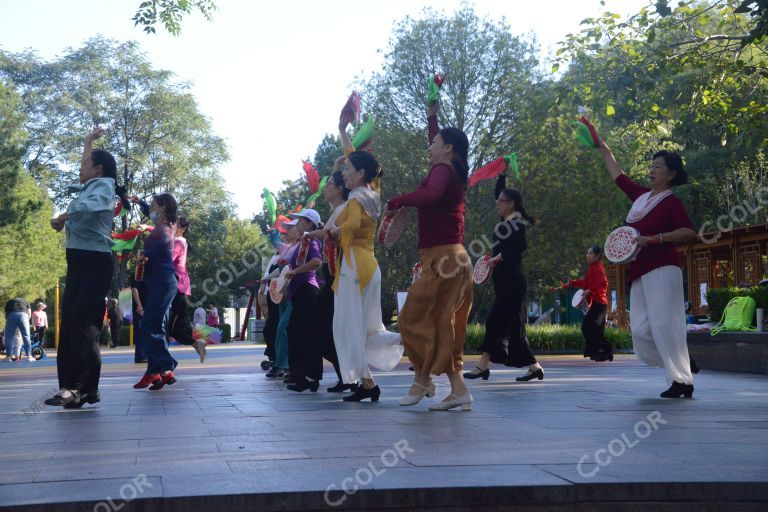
[399,244,473,376]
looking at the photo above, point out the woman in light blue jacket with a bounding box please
[45,127,127,409]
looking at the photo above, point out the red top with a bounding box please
[387,115,466,249]
[565,261,608,305]
[615,174,695,283]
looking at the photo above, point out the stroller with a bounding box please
[1,329,46,360]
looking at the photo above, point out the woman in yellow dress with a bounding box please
[331,151,403,402]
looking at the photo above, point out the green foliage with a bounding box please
[219,323,231,342]
[0,80,65,327]
[706,286,768,322]
[133,0,217,35]
[464,323,633,353]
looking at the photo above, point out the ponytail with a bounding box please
[438,128,469,184]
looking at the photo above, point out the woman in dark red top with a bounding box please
[599,140,697,398]
[387,99,474,411]
[563,245,611,362]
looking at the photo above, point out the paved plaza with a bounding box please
[1,343,767,511]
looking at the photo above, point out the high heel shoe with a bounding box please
[133,373,161,389]
[516,368,544,382]
[287,378,320,393]
[399,382,436,406]
[343,385,380,402]
[463,367,490,380]
[327,380,356,393]
[428,392,473,411]
[660,381,694,398]
[149,371,176,390]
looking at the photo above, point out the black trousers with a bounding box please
[582,303,611,358]
[168,292,195,345]
[263,292,279,361]
[35,326,46,344]
[481,273,537,368]
[58,249,114,393]
[109,318,122,347]
[287,284,321,380]
[313,270,342,382]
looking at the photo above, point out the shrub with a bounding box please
[706,286,768,322]
[464,323,632,353]
[219,323,232,343]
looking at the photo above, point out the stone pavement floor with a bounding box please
[1,344,767,511]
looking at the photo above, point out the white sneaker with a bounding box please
[2,356,11,362]
[28,356,36,362]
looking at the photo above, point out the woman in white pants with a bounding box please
[331,151,403,402]
[599,140,697,398]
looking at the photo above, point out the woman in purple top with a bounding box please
[133,193,180,391]
[283,209,324,392]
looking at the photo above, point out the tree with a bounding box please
[133,0,217,35]
[0,38,232,288]
[0,81,65,319]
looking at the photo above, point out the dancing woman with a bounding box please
[599,141,696,398]
[332,151,403,402]
[562,245,612,362]
[464,173,543,383]
[265,223,300,379]
[168,216,207,363]
[283,209,323,392]
[46,127,125,408]
[387,99,474,411]
[305,162,353,392]
[132,194,181,391]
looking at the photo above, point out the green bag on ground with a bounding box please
[710,296,757,336]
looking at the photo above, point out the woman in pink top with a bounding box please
[168,216,207,363]
[31,303,48,345]
[599,140,697,398]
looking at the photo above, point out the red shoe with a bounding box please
[149,371,177,390]
[133,373,161,389]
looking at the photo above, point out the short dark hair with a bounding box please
[330,170,351,200]
[92,149,116,179]
[153,193,178,224]
[590,245,602,258]
[652,150,687,186]
[348,151,381,184]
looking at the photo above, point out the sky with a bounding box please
[0,0,648,219]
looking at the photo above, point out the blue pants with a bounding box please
[4,312,31,357]
[275,301,292,370]
[140,272,178,375]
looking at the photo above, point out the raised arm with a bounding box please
[495,173,506,199]
[427,99,440,146]
[339,119,355,157]
[598,139,624,182]
[81,126,106,174]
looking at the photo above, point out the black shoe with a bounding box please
[690,358,700,374]
[287,378,320,393]
[463,367,490,380]
[516,368,544,382]
[134,359,148,364]
[64,390,101,409]
[592,353,614,362]
[408,366,414,371]
[283,373,299,384]
[660,381,694,398]
[44,389,79,406]
[266,368,285,379]
[343,385,381,402]
[327,380,356,393]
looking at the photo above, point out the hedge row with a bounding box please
[464,323,633,353]
[705,286,768,322]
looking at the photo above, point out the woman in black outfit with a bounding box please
[464,173,544,382]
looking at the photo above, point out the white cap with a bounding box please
[288,208,321,226]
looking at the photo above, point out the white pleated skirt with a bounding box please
[333,252,403,383]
